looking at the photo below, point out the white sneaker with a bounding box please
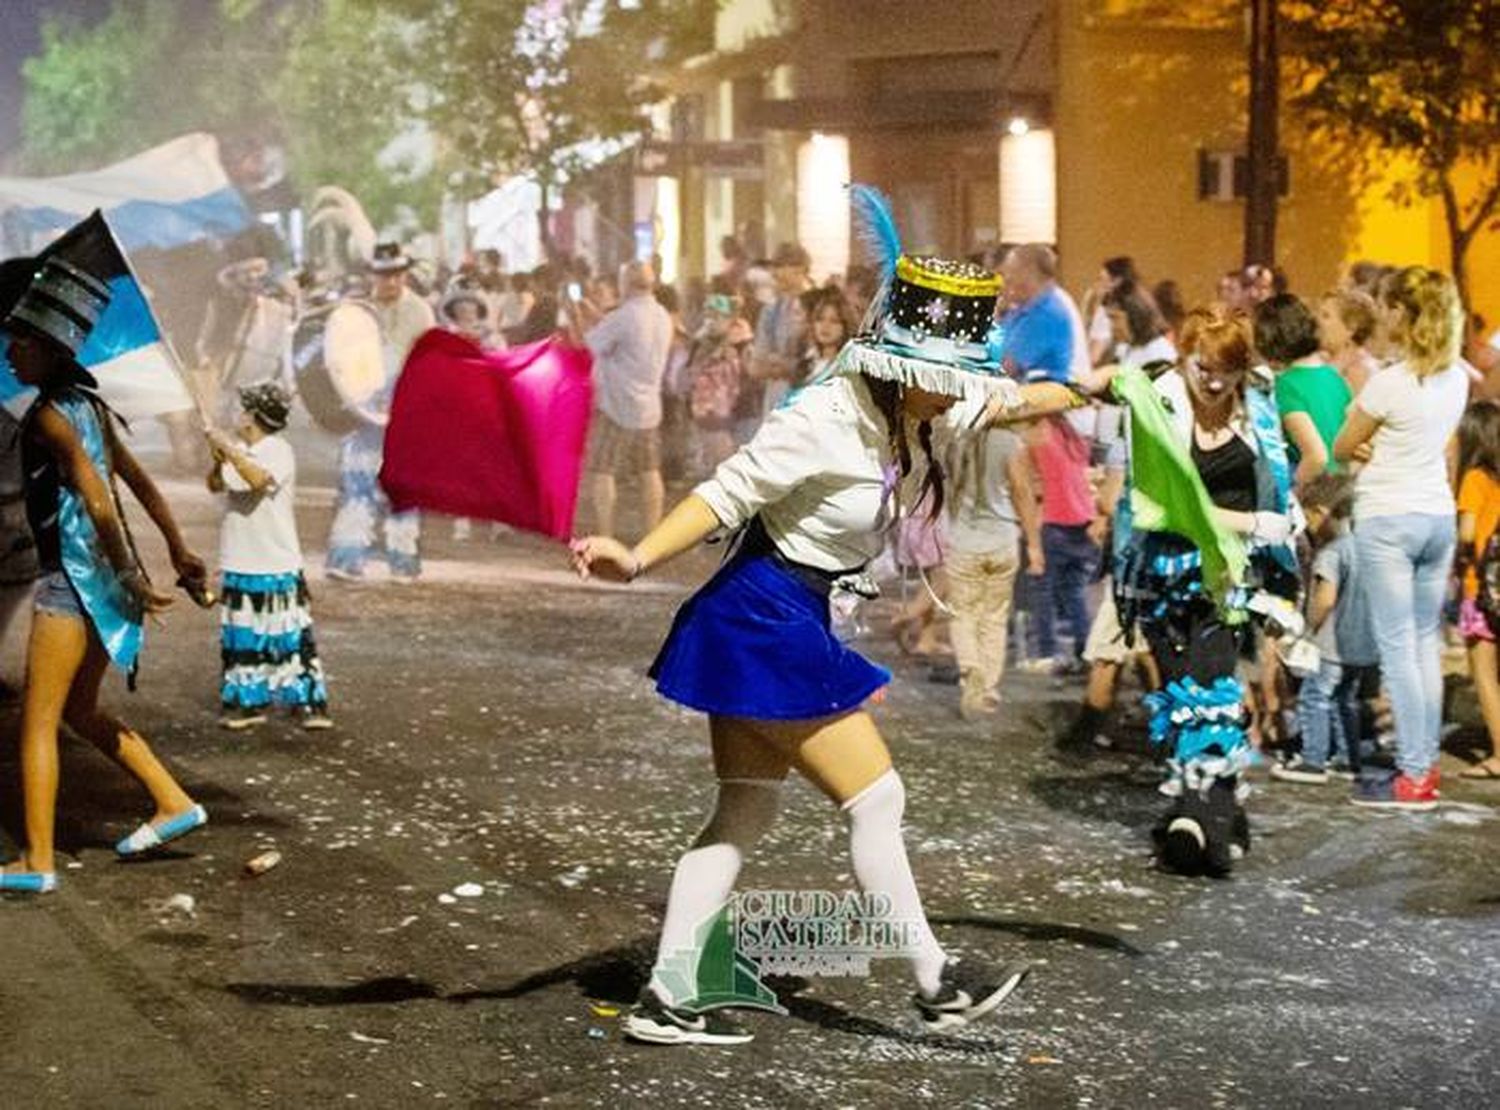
[1270,756,1329,785]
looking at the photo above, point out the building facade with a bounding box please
[640,0,1497,325]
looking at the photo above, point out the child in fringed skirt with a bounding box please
[207,382,331,731]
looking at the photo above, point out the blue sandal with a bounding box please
[115,805,209,857]
[0,869,57,894]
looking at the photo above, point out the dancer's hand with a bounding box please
[171,548,209,586]
[569,536,641,583]
[121,570,175,614]
[1248,511,1292,546]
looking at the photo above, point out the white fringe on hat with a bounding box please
[833,339,1022,407]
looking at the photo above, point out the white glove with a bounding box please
[1249,511,1292,546]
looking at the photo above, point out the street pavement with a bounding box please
[0,470,1497,1109]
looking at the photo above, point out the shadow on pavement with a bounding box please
[1026,768,1164,829]
[927,913,1146,956]
[222,910,1139,1044]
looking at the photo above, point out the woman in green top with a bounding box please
[1253,293,1353,487]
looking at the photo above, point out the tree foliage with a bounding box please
[1283,0,1500,306]
[381,0,710,254]
[20,0,712,242]
[21,0,276,171]
[273,0,435,229]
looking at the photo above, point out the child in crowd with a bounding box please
[790,287,856,403]
[1456,403,1500,779]
[944,425,1040,719]
[208,382,332,731]
[686,294,751,477]
[890,485,951,658]
[1271,473,1374,784]
[1018,415,1097,674]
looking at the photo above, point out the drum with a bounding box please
[221,293,295,390]
[291,300,385,435]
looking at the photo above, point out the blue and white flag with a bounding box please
[1,211,195,420]
[0,133,252,255]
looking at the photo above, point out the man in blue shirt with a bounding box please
[990,244,1077,384]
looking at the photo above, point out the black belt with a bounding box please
[738,517,861,598]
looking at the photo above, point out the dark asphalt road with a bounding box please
[0,473,1496,1109]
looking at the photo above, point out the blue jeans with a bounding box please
[1297,659,1369,771]
[1034,523,1098,659]
[1355,514,1455,778]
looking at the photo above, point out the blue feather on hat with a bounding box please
[848,184,902,280]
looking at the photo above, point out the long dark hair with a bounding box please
[1459,402,1500,484]
[861,375,945,520]
[1103,282,1164,348]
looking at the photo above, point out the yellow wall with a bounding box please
[1054,0,1499,329]
[1055,1,1362,305]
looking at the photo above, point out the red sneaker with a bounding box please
[1351,771,1440,811]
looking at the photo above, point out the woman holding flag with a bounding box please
[0,253,210,894]
[1110,303,1301,878]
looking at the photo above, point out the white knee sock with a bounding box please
[648,779,780,1005]
[843,769,948,997]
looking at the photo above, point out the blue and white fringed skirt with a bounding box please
[220,571,329,710]
[649,552,890,720]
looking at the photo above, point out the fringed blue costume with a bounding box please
[23,387,143,673]
[1114,372,1299,876]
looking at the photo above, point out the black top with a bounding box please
[1191,431,1257,513]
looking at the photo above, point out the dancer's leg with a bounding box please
[755,712,947,995]
[326,434,379,575]
[9,612,89,873]
[646,716,787,1005]
[63,636,196,824]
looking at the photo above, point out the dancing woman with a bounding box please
[0,257,209,894]
[573,368,1077,1044]
[573,222,1082,1042]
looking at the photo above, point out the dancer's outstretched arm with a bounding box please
[571,494,721,583]
[981,374,1112,428]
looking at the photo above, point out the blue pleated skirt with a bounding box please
[649,552,890,720]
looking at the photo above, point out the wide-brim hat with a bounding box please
[440,288,488,322]
[835,185,1014,403]
[3,255,112,358]
[369,242,413,274]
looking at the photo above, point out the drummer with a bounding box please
[325,242,435,584]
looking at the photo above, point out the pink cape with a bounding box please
[380,330,594,541]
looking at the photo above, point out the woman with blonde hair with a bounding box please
[1335,266,1469,810]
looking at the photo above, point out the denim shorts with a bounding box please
[34,570,85,618]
